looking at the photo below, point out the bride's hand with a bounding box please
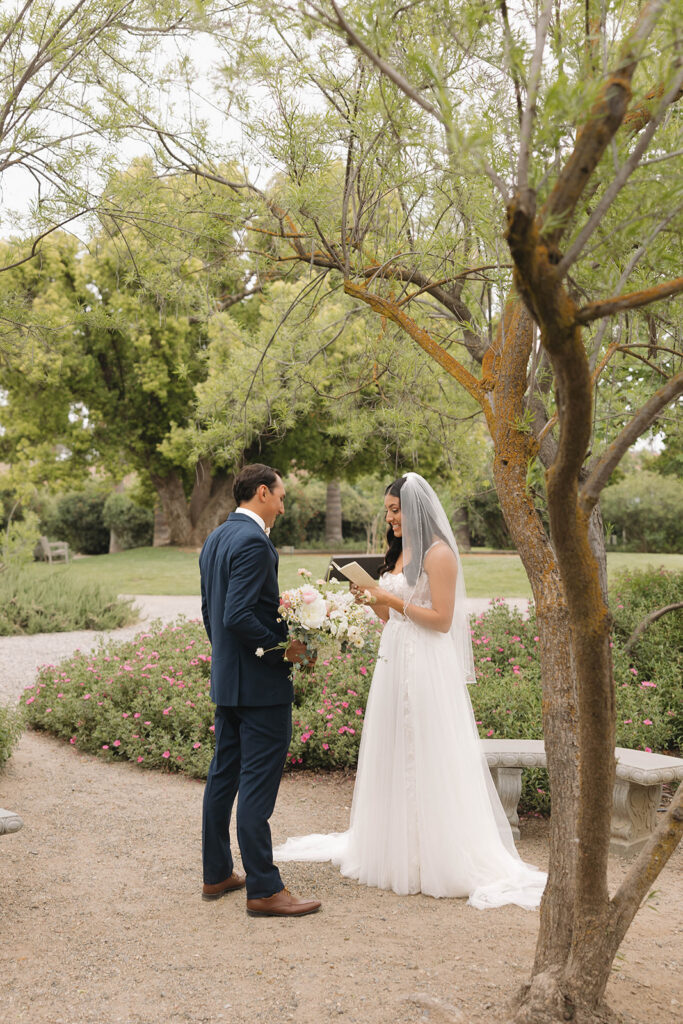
[350,582,381,605]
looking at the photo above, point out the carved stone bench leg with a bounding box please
[610,779,661,857]
[489,767,522,841]
[0,807,24,835]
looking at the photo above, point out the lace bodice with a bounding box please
[380,570,432,621]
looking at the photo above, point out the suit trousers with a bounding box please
[202,703,292,899]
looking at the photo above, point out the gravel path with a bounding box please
[3,594,679,1024]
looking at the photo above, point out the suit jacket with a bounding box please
[199,512,293,707]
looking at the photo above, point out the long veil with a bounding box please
[399,472,476,684]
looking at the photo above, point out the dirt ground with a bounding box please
[1,731,681,1024]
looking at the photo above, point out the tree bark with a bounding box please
[325,479,343,546]
[151,462,235,547]
[452,505,471,552]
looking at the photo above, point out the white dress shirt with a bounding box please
[233,507,269,535]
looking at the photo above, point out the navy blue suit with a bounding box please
[200,512,293,898]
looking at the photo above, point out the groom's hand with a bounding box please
[285,639,315,665]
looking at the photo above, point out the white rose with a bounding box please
[298,594,328,629]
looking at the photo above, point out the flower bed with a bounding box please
[20,570,680,815]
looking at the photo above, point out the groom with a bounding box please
[199,463,321,917]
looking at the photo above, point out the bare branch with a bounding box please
[581,371,683,509]
[624,603,683,654]
[541,0,667,248]
[576,277,683,324]
[311,0,444,123]
[517,0,554,193]
[608,785,683,963]
[555,62,683,275]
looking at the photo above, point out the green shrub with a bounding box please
[601,471,683,552]
[0,570,136,635]
[44,489,110,555]
[102,493,154,549]
[610,568,682,751]
[21,578,679,816]
[0,702,23,767]
[269,476,376,548]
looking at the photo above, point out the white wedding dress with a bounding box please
[275,569,547,909]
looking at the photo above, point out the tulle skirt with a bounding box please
[275,618,546,909]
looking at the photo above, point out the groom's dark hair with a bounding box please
[233,464,283,504]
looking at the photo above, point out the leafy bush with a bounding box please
[269,475,376,547]
[1,510,41,571]
[44,489,110,555]
[610,568,682,751]
[21,576,680,815]
[0,571,136,635]
[601,471,683,552]
[0,702,23,767]
[102,493,154,549]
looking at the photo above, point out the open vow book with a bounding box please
[331,561,377,588]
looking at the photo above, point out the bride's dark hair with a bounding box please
[378,476,406,576]
[379,474,453,583]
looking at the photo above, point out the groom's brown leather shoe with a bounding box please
[246,887,321,917]
[202,871,246,901]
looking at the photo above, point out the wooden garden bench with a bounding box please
[482,738,683,856]
[0,808,23,836]
[37,535,70,563]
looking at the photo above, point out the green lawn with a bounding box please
[28,546,683,598]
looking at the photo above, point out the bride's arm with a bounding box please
[363,545,457,633]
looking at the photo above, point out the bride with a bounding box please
[275,472,546,909]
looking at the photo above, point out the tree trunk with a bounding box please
[151,460,234,547]
[452,505,471,552]
[325,479,343,546]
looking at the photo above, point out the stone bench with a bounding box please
[0,807,23,836]
[482,739,683,857]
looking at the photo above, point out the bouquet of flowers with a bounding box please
[277,569,375,653]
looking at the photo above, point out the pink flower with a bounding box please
[162,707,172,715]
[83,693,91,700]
[322,743,329,751]
[643,719,652,725]
[644,747,652,753]
[122,712,129,718]
[209,725,215,733]
[162,751,170,758]
[70,737,76,745]
[623,719,632,724]
[137,756,144,763]
[102,744,109,750]
[487,729,494,737]
[193,742,201,750]
[134,713,141,718]
[113,740,121,747]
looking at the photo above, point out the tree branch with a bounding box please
[343,280,483,404]
[608,784,683,963]
[517,0,554,193]
[576,277,683,324]
[311,1,444,124]
[581,371,683,510]
[541,0,667,249]
[624,603,683,654]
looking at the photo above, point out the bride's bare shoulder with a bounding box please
[424,541,457,572]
